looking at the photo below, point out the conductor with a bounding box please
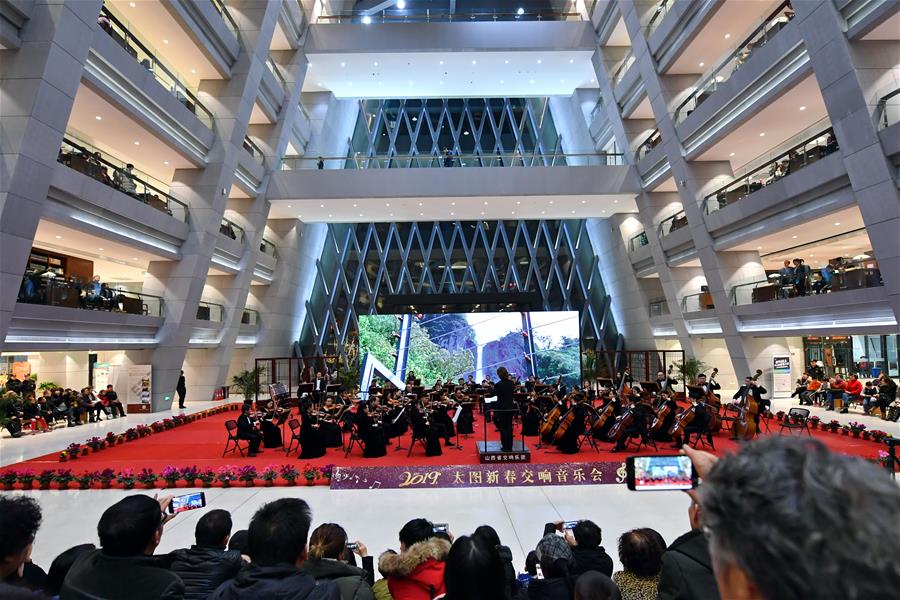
[494,366,516,451]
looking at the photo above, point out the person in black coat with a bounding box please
[569,520,614,578]
[176,371,187,409]
[355,401,387,458]
[171,510,243,600]
[657,492,721,600]
[236,404,262,457]
[494,367,517,451]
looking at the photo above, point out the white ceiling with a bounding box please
[695,74,828,168]
[666,0,781,75]
[607,15,630,46]
[268,193,637,222]
[861,9,900,40]
[303,50,600,98]
[107,0,224,86]
[68,84,196,185]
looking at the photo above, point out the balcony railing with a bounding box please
[649,298,670,318]
[673,1,794,124]
[636,129,662,161]
[219,218,245,243]
[97,5,214,129]
[266,55,287,88]
[18,275,164,317]
[877,87,900,129]
[280,150,626,170]
[243,137,265,165]
[642,0,675,35]
[259,237,277,258]
[704,126,839,214]
[628,231,649,253]
[681,291,715,313]
[210,0,240,41]
[241,308,260,326]
[658,210,688,237]
[611,50,636,86]
[316,1,582,23]
[590,95,605,121]
[57,136,189,223]
[731,257,882,305]
[196,300,225,322]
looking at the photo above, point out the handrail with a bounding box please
[316,8,583,23]
[636,129,662,161]
[266,55,287,88]
[731,256,882,305]
[18,275,165,317]
[98,5,214,130]
[672,1,794,124]
[243,137,265,165]
[611,50,636,86]
[197,299,225,322]
[649,298,670,318]
[704,126,838,214]
[681,291,714,313]
[219,217,245,243]
[280,151,626,170]
[642,0,675,35]
[209,0,240,40]
[259,237,277,258]
[58,135,189,223]
[628,231,649,253]
[877,86,900,129]
[590,95,605,120]
[658,210,687,237]
[241,308,260,326]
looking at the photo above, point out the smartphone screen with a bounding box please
[168,491,206,513]
[433,523,448,533]
[346,542,358,551]
[626,455,697,491]
[563,520,580,530]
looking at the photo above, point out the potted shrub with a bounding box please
[197,469,216,488]
[17,470,35,490]
[117,469,136,490]
[59,451,68,463]
[870,430,887,443]
[302,464,318,486]
[840,425,850,436]
[37,470,56,490]
[74,473,94,490]
[280,464,298,486]
[125,428,138,441]
[151,421,164,433]
[1,470,18,491]
[54,469,74,490]
[137,468,158,489]
[808,415,820,430]
[828,419,840,433]
[161,466,181,488]
[260,465,278,487]
[231,368,262,404]
[237,465,258,487]
[180,466,200,487]
[96,469,116,489]
[848,422,865,438]
[87,437,104,452]
[321,464,335,482]
[216,466,237,488]
[673,358,710,388]
[105,432,117,445]
[67,443,81,460]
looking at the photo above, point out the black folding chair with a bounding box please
[284,419,302,455]
[407,429,430,456]
[222,420,247,457]
[779,407,811,436]
[344,424,365,458]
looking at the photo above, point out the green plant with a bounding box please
[38,381,58,391]
[581,349,596,379]
[231,368,261,402]
[673,357,710,383]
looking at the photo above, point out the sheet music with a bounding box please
[452,406,462,423]
[484,396,498,404]
[391,407,406,424]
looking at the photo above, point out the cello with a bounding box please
[668,403,697,438]
[552,403,578,442]
[607,403,635,442]
[731,387,759,440]
[540,401,564,442]
[591,402,616,435]
[650,395,672,434]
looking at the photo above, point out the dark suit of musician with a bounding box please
[493,367,516,451]
[732,381,768,424]
[312,373,328,403]
[236,406,261,456]
[655,374,679,394]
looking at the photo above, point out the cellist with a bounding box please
[554,393,588,454]
[650,390,679,442]
[670,397,712,449]
[729,376,765,440]
[610,388,655,452]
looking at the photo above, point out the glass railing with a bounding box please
[259,238,277,258]
[649,298,670,318]
[196,300,225,322]
[243,137,265,165]
[642,0,675,35]
[280,151,626,170]
[731,257,883,305]
[658,210,688,237]
[17,275,164,317]
[877,87,900,129]
[219,218,245,243]
[629,231,649,253]
[673,1,794,124]
[241,308,260,326]
[58,136,189,223]
[704,126,839,214]
[266,55,287,89]
[611,50,636,86]
[97,5,214,129]
[209,0,240,41]
[681,291,715,313]
[316,2,582,23]
[590,95,605,121]
[636,129,662,161]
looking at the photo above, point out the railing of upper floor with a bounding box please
[649,298,670,318]
[219,218,245,243]
[315,0,583,23]
[658,210,688,237]
[18,275,165,317]
[730,255,883,306]
[636,129,662,161]
[877,86,900,129]
[642,0,676,35]
[209,0,241,41]
[628,231,649,253]
[241,308,260,326]
[280,150,626,170]
[590,95,605,121]
[243,137,266,166]
[703,125,839,214]
[672,1,795,124]
[258,237,277,258]
[58,136,189,223]
[98,5,214,130]
[611,50,636,86]
[196,299,225,322]
[266,55,287,88]
[681,290,715,313]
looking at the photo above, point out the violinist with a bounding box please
[521,392,542,436]
[355,399,387,458]
[236,404,262,457]
[259,399,285,448]
[525,375,536,393]
[410,397,444,456]
[319,397,344,448]
[384,391,409,438]
[406,370,418,385]
[430,394,457,446]
[554,393,588,454]
[432,378,443,393]
[454,389,475,435]
[298,401,327,459]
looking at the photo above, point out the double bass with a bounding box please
[731,388,758,440]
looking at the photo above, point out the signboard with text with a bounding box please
[772,354,792,396]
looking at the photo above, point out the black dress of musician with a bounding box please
[554,396,588,454]
[494,367,517,451]
[319,398,344,448]
[612,399,654,451]
[454,392,475,435]
[298,405,327,459]
[410,402,443,456]
[260,401,284,448]
[355,401,387,458]
[521,394,542,436]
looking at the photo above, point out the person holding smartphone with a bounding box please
[300,524,374,600]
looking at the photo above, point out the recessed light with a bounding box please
[582,200,586,204]
[373,61,378,66]
[359,213,363,217]
[132,257,138,261]
[98,247,104,251]
[529,79,534,84]
[549,200,554,205]
[419,202,423,206]
[386,203,391,207]
[439,81,444,85]
[439,60,444,65]
[757,246,763,249]
[163,39,169,44]
[95,115,102,121]
[133,141,140,145]
[463,131,470,135]
[408,81,413,85]
[571,210,576,214]
[55,235,62,239]
[517,7,525,15]
[614,199,618,203]
[420,212,424,216]
[483,201,488,205]
[287,205,292,208]
[451,202,456,206]
[834,222,841,226]
[561,79,565,83]
[353,203,358,207]
[729,152,735,157]
[511,211,516,215]
[190,69,196,74]
[397,0,406,8]
[389,213,394,217]
[516,201,521,205]
[591,78,596,83]
[129,1,135,6]
[569,58,574,64]
[792,235,797,239]
[504,59,509,64]
[601,210,606,213]
[724,33,731,39]
[450,212,454,216]
[699,62,705,67]
[328,213,333,217]
[320,204,325,208]
[759,132,765,137]
[799,106,806,111]
[500,80,504,84]
[472,59,477,65]
[541,210,545,214]
[481,211,485,216]
[340,62,346,67]
[317,82,323,86]
[537,59,542,64]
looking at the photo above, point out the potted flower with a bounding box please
[87,437,104,452]
[237,465,258,487]
[37,470,56,490]
[878,450,891,470]
[67,443,81,460]
[180,466,200,487]
[17,470,36,490]
[117,434,125,445]
[137,468,158,489]
[320,464,335,482]
[828,419,840,433]
[840,424,850,436]
[96,469,116,488]
[59,451,68,463]
[151,421,164,433]
[1,470,18,491]
[848,421,865,438]
[870,430,887,443]
[117,469,136,490]
[54,469,74,490]
[197,469,216,488]
[216,466,237,488]
[260,465,279,487]
[74,472,94,490]
[162,418,174,430]
[161,466,181,488]
[302,464,319,486]
[106,432,117,445]
[808,415,820,430]
[280,464,298,486]
[137,424,151,438]
[125,428,138,441]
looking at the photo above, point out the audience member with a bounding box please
[569,521,613,578]
[0,496,47,594]
[227,530,249,557]
[105,384,125,418]
[573,571,621,600]
[471,525,517,597]
[300,523,374,600]
[611,529,665,600]
[656,492,719,600]
[47,544,95,597]
[209,498,339,599]
[62,494,183,600]
[438,535,507,600]
[375,519,450,600]
[527,533,575,600]
[171,509,243,600]
[686,436,900,600]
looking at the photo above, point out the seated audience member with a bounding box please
[47,544,96,598]
[299,523,374,600]
[171,510,243,600]
[22,394,50,433]
[862,379,880,415]
[528,533,575,600]
[656,492,719,600]
[227,530,249,557]
[438,535,507,600]
[878,373,898,419]
[839,374,863,413]
[684,436,900,600]
[375,519,450,600]
[569,521,614,578]
[209,498,339,600]
[472,525,517,597]
[0,496,47,593]
[825,376,847,412]
[3,391,23,437]
[105,384,125,418]
[799,377,821,406]
[612,529,666,600]
[574,572,621,600]
[62,494,184,600]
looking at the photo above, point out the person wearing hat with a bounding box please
[526,529,575,600]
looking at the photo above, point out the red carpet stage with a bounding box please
[1,404,890,491]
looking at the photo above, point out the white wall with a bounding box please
[8,350,150,390]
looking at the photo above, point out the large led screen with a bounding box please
[358,311,581,390]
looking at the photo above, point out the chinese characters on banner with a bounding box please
[330,461,628,490]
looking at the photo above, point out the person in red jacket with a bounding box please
[826,377,847,412]
[839,375,863,414]
[375,519,450,600]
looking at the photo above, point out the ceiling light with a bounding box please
[420,213,424,216]
[419,202,423,206]
[451,202,456,206]
[549,200,554,204]
[569,58,574,64]
[98,247,104,251]
[450,212,454,216]
[757,246,763,249]
[614,199,618,203]
[133,141,140,145]
[483,201,488,205]
[529,79,534,84]
[601,209,606,213]
[408,81,413,85]
[834,222,840,226]
[699,62,705,67]
[517,7,525,16]
[55,235,62,239]
[439,80,444,85]
[516,201,521,205]
[561,79,565,83]
[463,131,470,135]
[163,39,169,44]
[792,235,797,239]
[759,132,765,137]
[353,203,358,207]
[725,33,731,39]
[95,115,102,120]
[287,205,292,208]
[799,106,806,111]
[481,211,485,216]
[386,203,391,207]
[729,152,735,157]
[571,210,576,214]
[582,200,586,204]
[397,0,406,8]
[537,59,542,64]
[504,59,509,64]
[132,257,138,261]
[541,210,545,214]
[340,62,346,67]
[362,15,372,24]
[373,61,378,66]
[591,78,596,83]
[472,59,477,65]
[317,82,322,86]
[328,213,333,217]
[389,213,394,217]
[348,82,353,86]
[511,211,516,215]
[320,203,325,208]
[129,1,135,6]
[500,80,504,84]
[190,69,196,74]
[439,60,444,65]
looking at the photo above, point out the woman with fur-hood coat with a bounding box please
[372,537,451,600]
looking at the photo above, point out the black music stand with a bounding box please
[326,384,342,396]
[596,378,613,389]
[296,383,313,411]
[477,407,526,454]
